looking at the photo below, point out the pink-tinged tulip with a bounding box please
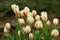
[23,26,31,34]
[29,33,33,40]
[35,20,43,29]
[20,10,25,18]
[5,23,11,30]
[27,16,34,24]
[51,29,59,37]
[41,12,48,22]
[18,18,25,26]
[46,20,51,26]
[32,10,37,17]
[53,18,59,26]
[35,15,40,21]
[24,7,30,16]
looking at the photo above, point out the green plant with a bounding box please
[3,4,59,40]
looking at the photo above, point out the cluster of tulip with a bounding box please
[4,4,59,40]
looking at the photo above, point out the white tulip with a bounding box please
[23,26,31,34]
[46,20,51,26]
[29,33,33,40]
[41,11,48,22]
[18,30,20,36]
[5,23,11,30]
[53,18,59,26]
[35,20,43,29]
[24,7,30,13]
[35,15,40,21]
[11,4,19,14]
[4,27,10,33]
[18,18,25,26]
[32,10,37,17]
[51,29,59,37]
[27,16,34,24]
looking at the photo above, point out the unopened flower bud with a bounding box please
[27,16,34,24]
[11,4,19,15]
[53,18,59,26]
[5,23,11,30]
[35,20,43,29]
[20,10,25,18]
[18,18,25,26]
[46,20,51,26]
[4,27,10,33]
[24,7,30,15]
[51,29,59,37]
[18,30,20,36]
[29,33,33,40]
[23,26,31,34]
[32,10,37,17]
[35,15,40,21]
[41,11,48,22]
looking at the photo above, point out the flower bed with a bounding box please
[3,4,59,40]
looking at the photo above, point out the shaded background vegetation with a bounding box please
[0,0,60,20]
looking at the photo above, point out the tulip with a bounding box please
[24,7,30,13]
[18,30,20,36]
[34,20,43,29]
[20,10,25,18]
[46,20,51,26]
[41,11,48,22]
[18,18,25,26]
[51,29,59,37]
[23,26,31,34]
[5,23,11,30]
[24,7,30,16]
[29,33,33,40]
[32,10,37,17]
[4,27,10,33]
[35,15,40,21]
[53,18,59,26]
[11,4,20,15]
[27,16,34,24]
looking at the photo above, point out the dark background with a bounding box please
[0,0,60,19]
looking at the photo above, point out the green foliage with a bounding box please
[3,17,54,40]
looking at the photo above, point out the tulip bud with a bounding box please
[32,10,37,17]
[46,20,51,26]
[24,7,30,13]
[11,4,20,15]
[24,7,30,16]
[53,18,59,26]
[35,15,40,21]
[23,26,31,34]
[27,12,32,17]
[20,10,25,18]
[5,23,11,30]
[29,33,33,40]
[18,18,25,26]
[51,29,59,37]
[35,20,43,29]
[18,30,20,36]
[41,11,48,22]
[4,27,10,33]
[27,16,34,24]
[11,4,16,10]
